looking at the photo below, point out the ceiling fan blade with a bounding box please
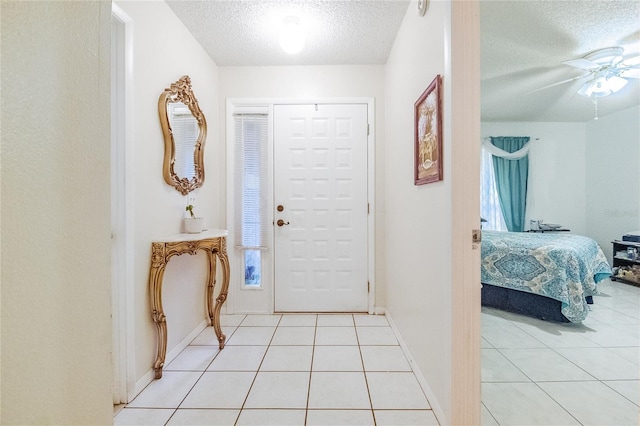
[621,54,640,67]
[563,58,601,70]
[620,68,640,78]
[522,74,591,96]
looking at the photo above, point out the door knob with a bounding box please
[277,219,290,227]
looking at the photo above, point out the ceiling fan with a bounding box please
[526,47,640,119]
[527,47,639,94]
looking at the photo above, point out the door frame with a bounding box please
[450,1,481,423]
[226,98,376,315]
[111,3,136,404]
[273,103,370,313]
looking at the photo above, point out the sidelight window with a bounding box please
[233,109,270,287]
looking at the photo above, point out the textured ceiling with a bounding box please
[166,0,410,66]
[166,0,639,122]
[481,0,640,122]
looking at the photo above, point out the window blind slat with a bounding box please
[234,113,270,251]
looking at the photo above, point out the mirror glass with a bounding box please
[158,76,207,195]
[167,101,198,180]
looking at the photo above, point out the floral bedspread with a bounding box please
[481,231,612,322]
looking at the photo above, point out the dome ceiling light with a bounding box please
[279,16,305,55]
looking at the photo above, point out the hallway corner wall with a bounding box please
[383,0,452,421]
[1,1,113,423]
[113,0,221,388]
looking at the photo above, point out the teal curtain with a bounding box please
[491,137,529,232]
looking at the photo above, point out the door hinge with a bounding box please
[368,281,370,293]
[367,123,370,136]
[367,203,370,214]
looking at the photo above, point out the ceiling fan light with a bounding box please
[578,78,611,97]
[591,78,613,97]
[607,75,628,93]
[577,80,595,97]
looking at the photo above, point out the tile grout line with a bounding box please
[233,315,282,426]
[482,313,558,423]
[599,380,640,407]
[303,315,319,426]
[531,381,584,425]
[162,319,243,426]
[118,323,244,419]
[353,315,378,426]
[481,281,640,424]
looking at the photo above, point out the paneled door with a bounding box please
[274,104,369,312]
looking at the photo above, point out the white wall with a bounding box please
[482,122,587,234]
[383,1,453,421]
[586,105,640,261]
[218,65,386,313]
[1,1,112,423]
[114,0,221,387]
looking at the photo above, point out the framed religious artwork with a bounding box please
[414,75,443,185]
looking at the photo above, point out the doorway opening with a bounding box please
[111,3,135,405]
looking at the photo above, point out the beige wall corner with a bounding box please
[1,1,113,423]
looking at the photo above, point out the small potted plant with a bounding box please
[184,204,204,234]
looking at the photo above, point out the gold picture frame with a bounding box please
[414,75,443,185]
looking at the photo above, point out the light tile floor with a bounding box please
[114,314,439,426]
[481,279,640,425]
[115,280,639,425]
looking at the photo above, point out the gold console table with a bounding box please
[149,229,230,379]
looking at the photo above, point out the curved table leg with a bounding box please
[205,249,218,328]
[211,241,230,349]
[149,243,168,379]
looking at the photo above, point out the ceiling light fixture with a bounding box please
[570,47,636,99]
[279,16,305,55]
[577,72,628,98]
[562,47,639,120]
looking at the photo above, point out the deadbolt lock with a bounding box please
[277,205,284,212]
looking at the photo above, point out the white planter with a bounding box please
[184,217,204,234]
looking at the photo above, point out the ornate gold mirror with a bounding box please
[158,75,207,195]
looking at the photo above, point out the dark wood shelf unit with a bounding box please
[611,240,640,287]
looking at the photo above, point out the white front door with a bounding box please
[274,104,369,312]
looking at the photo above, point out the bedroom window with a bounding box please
[481,146,507,231]
[234,109,270,288]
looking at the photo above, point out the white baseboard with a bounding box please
[133,369,155,402]
[133,319,209,400]
[374,306,386,315]
[384,309,445,425]
[233,310,272,315]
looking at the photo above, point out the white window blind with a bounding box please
[234,110,270,251]
[168,102,198,180]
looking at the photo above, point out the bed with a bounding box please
[481,231,612,322]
